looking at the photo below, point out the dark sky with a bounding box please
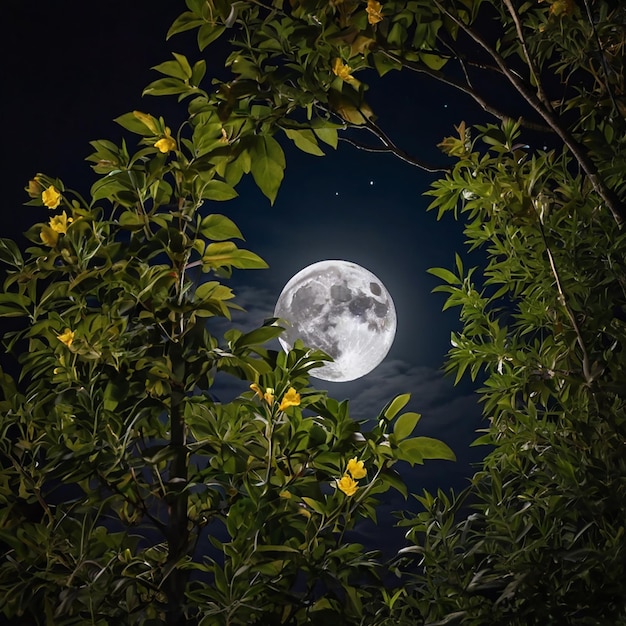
[3,0,487,529]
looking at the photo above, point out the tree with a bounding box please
[1,1,625,625]
[0,6,455,626]
[147,0,625,623]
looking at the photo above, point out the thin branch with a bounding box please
[432,0,626,227]
[380,48,551,133]
[338,135,448,171]
[502,0,554,111]
[363,117,450,172]
[582,0,619,112]
[318,103,449,172]
[533,202,594,384]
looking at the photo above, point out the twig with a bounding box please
[502,0,554,112]
[318,103,449,172]
[582,0,619,112]
[532,202,594,384]
[338,135,449,172]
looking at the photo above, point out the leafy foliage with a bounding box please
[3,0,626,624]
[152,0,626,623]
[0,16,454,625]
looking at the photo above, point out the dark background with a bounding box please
[3,0,490,544]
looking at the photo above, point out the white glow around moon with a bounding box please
[274,260,397,382]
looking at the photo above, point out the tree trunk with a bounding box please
[165,389,189,625]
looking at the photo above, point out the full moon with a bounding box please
[274,260,397,382]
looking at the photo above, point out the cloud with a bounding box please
[318,358,481,432]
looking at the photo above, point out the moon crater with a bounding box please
[274,260,397,382]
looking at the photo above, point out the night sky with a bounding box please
[3,0,488,536]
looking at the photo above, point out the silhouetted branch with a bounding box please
[379,48,551,133]
[338,135,448,172]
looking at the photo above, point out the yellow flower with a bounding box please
[42,185,61,209]
[49,211,73,235]
[337,474,358,496]
[332,58,355,82]
[549,0,574,16]
[219,128,229,143]
[154,128,177,153]
[278,387,301,411]
[347,457,367,480]
[250,383,275,404]
[40,226,59,247]
[57,328,75,348]
[250,383,264,399]
[366,0,383,25]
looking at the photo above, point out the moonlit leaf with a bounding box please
[393,412,422,440]
[248,135,285,204]
[384,393,411,420]
[427,267,461,285]
[199,214,243,241]
[283,128,324,156]
[199,181,239,202]
[411,437,456,461]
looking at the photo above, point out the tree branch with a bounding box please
[338,135,448,172]
[533,202,594,384]
[363,117,450,172]
[581,0,619,112]
[502,0,554,112]
[319,103,449,172]
[432,0,626,227]
[164,389,189,626]
[379,48,551,133]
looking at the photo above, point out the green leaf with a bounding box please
[379,469,408,498]
[283,128,324,156]
[313,127,339,149]
[373,50,402,77]
[191,59,207,86]
[228,248,268,270]
[199,214,243,241]
[409,437,456,461]
[167,11,204,39]
[197,24,226,51]
[420,51,448,71]
[114,112,157,136]
[118,211,145,230]
[234,325,284,349]
[202,242,267,270]
[152,59,189,81]
[383,393,411,420]
[248,135,286,204]
[427,267,461,284]
[195,280,234,302]
[301,496,326,514]
[393,412,422,440]
[173,52,193,79]
[0,293,31,317]
[143,77,189,97]
[396,439,424,466]
[199,180,238,202]
[0,238,24,268]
